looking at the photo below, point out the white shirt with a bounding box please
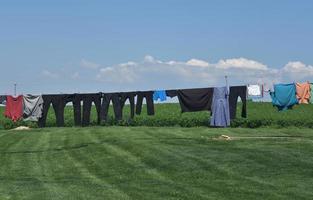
[248,85,261,96]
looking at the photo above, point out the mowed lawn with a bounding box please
[0,127,313,199]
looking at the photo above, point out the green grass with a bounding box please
[0,126,313,199]
[1,102,313,129]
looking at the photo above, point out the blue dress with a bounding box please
[270,83,298,111]
[210,87,230,127]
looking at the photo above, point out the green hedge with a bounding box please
[1,102,313,130]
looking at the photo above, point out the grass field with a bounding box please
[1,102,313,129]
[0,126,313,199]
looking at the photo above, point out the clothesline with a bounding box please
[1,86,248,128]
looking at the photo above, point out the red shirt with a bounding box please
[4,95,23,122]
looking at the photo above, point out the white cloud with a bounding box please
[282,61,313,74]
[186,59,209,67]
[97,63,138,84]
[280,61,313,81]
[216,57,268,70]
[93,56,279,90]
[42,70,59,79]
[41,56,313,92]
[80,58,100,69]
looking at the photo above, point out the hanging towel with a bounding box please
[4,95,23,122]
[210,87,230,127]
[296,82,311,104]
[247,85,261,97]
[153,90,167,102]
[270,83,298,111]
[23,95,44,121]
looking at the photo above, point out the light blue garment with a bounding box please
[210,87,230,127]
[270,83,298,111]
[153,90,167,102]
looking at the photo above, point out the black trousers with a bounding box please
[119,92,136,119]
[81,93,102,126]
[229,86,247,119]
[69,94,83,126]
[100,93,122,121]
[38,94,69,127]
[136,91,154,115]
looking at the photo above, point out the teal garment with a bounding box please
[310,83,313,103]
[270,83,298,111]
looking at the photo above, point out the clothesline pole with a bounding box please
[225,76,228,86]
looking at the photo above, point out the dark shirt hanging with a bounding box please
[176,88,214,113]
[165,90,178,98]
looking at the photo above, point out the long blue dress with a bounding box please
[210,87,230,127]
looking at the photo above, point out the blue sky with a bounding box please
[0,0,313,94]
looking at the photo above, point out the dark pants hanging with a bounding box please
[136,91,154,115]
[81,93,102,126]
[38,94,69,127]
[101,93,122,121]
[229,86,247,119]
[119,92,136,119]
[69,94,83,126]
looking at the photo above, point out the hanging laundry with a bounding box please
[153,90,167,102]
[23,95,44,121]
[38,94,72,127]
[136,91,155,115]
[101,93,122,121]
[210,87,230,127]
[81,93,102,127]
[176,88,214,113]
[67,93,83,126]
[4,95,23,122]
[296,82,311,104]
[229,86,247,119]
[270,83,298,111]
[247,84,262,97]
[165,90,178,98]
[119,92,136,119]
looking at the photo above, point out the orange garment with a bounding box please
[296,82,311,104]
